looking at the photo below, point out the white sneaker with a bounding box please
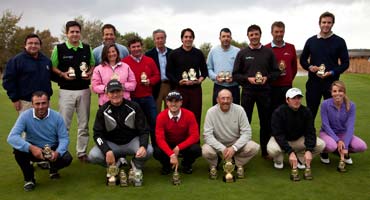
[344,157,353,165]
[273,162,284,169]
[297,163,306,169]
[320,156,330,164]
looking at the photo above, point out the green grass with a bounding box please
[0,74,370,200]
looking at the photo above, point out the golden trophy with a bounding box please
[218,71,225,81]
[279,60,286,76]
[225,71,231,81]
[255,71,263,84]
[67,67,75,77]
[317,64,326,76]
[188,68,197,81]
[172,166,181,185]
[80,62,89,78]
[111,73,120,80]
[42,144,52,160]
[223,159,235,183]
[141,72,148,83]
[106,165,119,186]
[182,71,189,80]
[119,169,128,187]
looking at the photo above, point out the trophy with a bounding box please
[119,169,128,187]
[172,165,181,185]
[111,72,120,80]
[182,71,189,80]
[80,62,89,78]
[42,144,52,160]
[106,165,119,186]
[255,71,263,84]
[133,169,143,187]
[317,64,326,76]
[279,60,286,76]
[223,159,235,183]
[67,67,76,77]
[188,68,197,81]
[141,72,148,83]
[225,71,231,81]
[218,71,225,81]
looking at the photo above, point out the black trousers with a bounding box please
[153,144,201,168]
[13,148,73,182]
[177,86,202,132]
[271,86,291,113]
[305,78,333,120]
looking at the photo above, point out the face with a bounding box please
[166,99,182,114]
[271,26,285,44]
[67,26,81,44]
[103,28,116,44]
[247,30,261,47]
[286,96,302,111]
[217,90,233,112]
[107,90,123,106]
[107,46,118,63]
[32,95,49,119]
[154,32,166,49]
[319,17,334,35]
[25,37,41,57]
[219,31,231,49]
[181,31,194,49]
[331,85,345,103]
[129,42,143,58]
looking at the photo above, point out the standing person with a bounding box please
[202,89,260,180]
[154,91,201,175]
[122,36,160,147]
[93,24,129,65]
[319,81,367,172]
[265,21,297,111]
[7,91,72,191]
[267,88,325,181]
[145,29,173,113]
[300,11,349,120]
[92,43,136,106]
[51,20,95,162]
[166,28,208,129]
[207,28,240,105]
[233,24,279,158]
[3,33,53,114]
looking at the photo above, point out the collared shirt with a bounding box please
[130,55,142,63]
[248,43,263,50]
[317,31,334,39]
[157,48,168,80]
[168,109,182,121]
[50,40,95,67]
[271,41,286,48]
[33,108,51,120]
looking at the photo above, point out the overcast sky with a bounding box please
[1,0,369,50]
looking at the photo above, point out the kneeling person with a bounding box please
[267,88,325,181]
[88,80,153,186]
[202,89,260,180]
[7,91,72,191]
[154,91,201,176]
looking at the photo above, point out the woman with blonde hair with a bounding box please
[319,80,367,172]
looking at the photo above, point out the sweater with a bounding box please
[271,104,316,154]
[320,98,355,149]
[7,108,69,155]
[2,50,53,102]
[207,45,240,87]
[93,43,129,65]
[121,55,160,98]
[91,61,136,105]
[156,108,199,157]
[265,42,297,87]
[203,104,251,152]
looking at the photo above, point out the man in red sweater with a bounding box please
[265,21,297,112]
[122,36,160,147]
[154,91,201,175]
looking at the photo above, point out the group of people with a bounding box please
[3,11,367,191]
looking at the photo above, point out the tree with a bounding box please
[231,40,248,49]
[119,32,141,47]
[199,42,212,59]
[143,36,154,52]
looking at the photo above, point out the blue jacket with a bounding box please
[2,50,53,102]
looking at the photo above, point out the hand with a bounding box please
[29,145,44,160]
[309,65,319,73]
[289,152,298,168]
[216,75,224,83]
[304,151,312,167]
[61,72,75,80]
[135,146,147,158]
[247,77,256,84]
[81,70,93,80]
[261,76,268,84]
[170,154,178,169]
[223,147,235,160]
[105,150,115,166]
[225,77,233,83]
[13,101,22,111]
[142,79,150,86]
[337,140,345,153]
[50,151,59,162]
[179,79,188,86]
[195,77,204,85]
[172,146,180,157]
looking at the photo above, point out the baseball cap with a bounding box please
[286,88,303,99]
[106,79,123,93]
[166,91,183,101]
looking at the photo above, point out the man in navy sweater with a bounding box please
[300,11,349,120]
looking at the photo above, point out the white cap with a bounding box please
[286,88,303,99]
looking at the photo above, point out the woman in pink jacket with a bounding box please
[92,43,136,106]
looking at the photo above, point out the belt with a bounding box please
[161,80,170,83]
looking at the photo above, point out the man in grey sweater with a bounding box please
[202,89,260,180]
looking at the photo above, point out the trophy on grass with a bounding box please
[106,165,119,186]
[141,72,148,84]
[172,165,181,185]
[67,67,76,77]
[218,71,225,81]
[223,159,235,183]
[317,64,326,76]
[80,62,89,78]
[42,144,52,160]
[255,71,263,84]
[188,68,197,81]
[279,60,287,76]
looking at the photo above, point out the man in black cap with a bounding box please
[154,90,201,175]
[88,79,153,186]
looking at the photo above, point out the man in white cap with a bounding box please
[267,88,325,181]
